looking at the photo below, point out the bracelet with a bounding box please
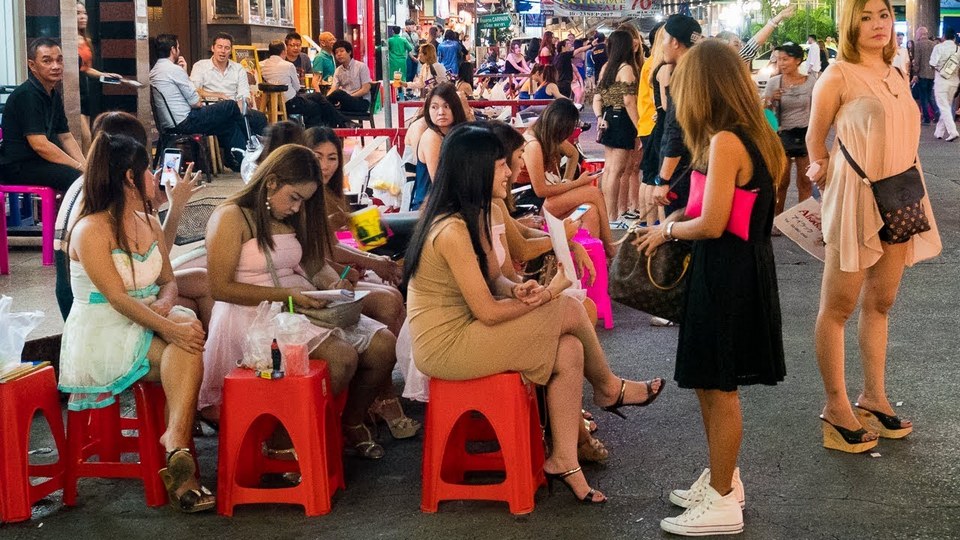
[665,221,678,241]
[544,289,554,303]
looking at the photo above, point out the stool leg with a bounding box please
[0,192,8,275]
[39,190,55,266]
[134,384,170,507]
[63,410,90,507]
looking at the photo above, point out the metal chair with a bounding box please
[150,90,215,182]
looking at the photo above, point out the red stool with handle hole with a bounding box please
[216,362,344,517]
[0,185,57,275]
[421,372,546,515]
[63,382,174,507]
[0,366,67,523]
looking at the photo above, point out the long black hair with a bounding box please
[423,82,469,135]
[599,29,639,90]
[304,126,345,196]
[403,123,508,285]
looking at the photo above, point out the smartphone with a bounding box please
[589,168,605,176]
[568,204,591,222]
[99,75,121,84]
[160,149,182,188]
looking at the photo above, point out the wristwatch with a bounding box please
[654,175,669,186]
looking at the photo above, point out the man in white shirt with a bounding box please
[150,33,248,170]
[929,28,960,141]
[328,40,373,113]
[806,34,822,77]
[892,32,910,71]
[189,32,267,137]
[259,40,355,128]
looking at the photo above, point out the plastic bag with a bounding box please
[368,147,406,209]
[343,136,388,193]
[239,300,281,370]
[239,135,264,185]
[0,295,44,374]
[273,312,314,377]
[396,319,429,402]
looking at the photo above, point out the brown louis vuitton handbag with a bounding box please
[608,226,692,324]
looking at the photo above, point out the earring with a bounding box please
[265,196,272,212]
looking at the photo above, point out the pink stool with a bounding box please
[574,229,613,329]
[0,185,57,274]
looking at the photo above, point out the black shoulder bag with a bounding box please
[836,140,931,244]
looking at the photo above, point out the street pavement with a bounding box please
[1,117,958,539]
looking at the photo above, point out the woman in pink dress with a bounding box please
[200,144,397,459]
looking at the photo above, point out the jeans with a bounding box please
[286,94,351,127]
[0,158,82,192]
[917,77,936,122]
[177,100,247,166]
[326,90,370,113]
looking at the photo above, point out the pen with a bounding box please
[339,265,351,280]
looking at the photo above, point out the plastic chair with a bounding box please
[63,382,173,508]
[217,363,344,517]
[574,229,613,329]
[0,184,57,274]
[421,373,545,515]
[0,366,67,523]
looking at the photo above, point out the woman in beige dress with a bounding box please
[806,0,941,453]
[405,123,664,504]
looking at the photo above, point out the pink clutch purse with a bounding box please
[685,171,758,241]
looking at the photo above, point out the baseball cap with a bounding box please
[775,42,804,59]
[664,14,702,48]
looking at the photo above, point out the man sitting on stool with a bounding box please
[0,38,84,191]
[260,40,356,128]
[189,31,267,137]
[328,40,373,113]
[150,33,248,171]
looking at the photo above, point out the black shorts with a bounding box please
[598,107,638,150]
[778,127,808,158]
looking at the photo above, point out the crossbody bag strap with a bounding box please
[836,139,870,183]
[262,245,282,288]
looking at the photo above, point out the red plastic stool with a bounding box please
[63,382,171,507]
[217,362,344,517]
[574,229,614,329]
[0,185,57,274]
[0,366,66,523]
[421,372,546,515]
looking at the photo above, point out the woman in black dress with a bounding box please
[635,40,786,537]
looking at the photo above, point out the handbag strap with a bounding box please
[835,139,869,183]
[262,244,283,289]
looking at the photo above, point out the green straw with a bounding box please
[339,265,352,280]
[288,296,294,313]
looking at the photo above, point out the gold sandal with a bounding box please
[577,436,609,464]
[369,397,422,439]
[158,448,215,513]
[344,423,385,460]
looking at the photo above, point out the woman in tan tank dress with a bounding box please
[405,124,664,505]
[807,0,942,453]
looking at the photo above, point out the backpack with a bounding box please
[938,43,960,79]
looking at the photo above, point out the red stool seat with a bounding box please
[63,382,171,507]
[0,366,67,523]
[217,362,344,517]
[0,184,57,274]
[421,372,546,515]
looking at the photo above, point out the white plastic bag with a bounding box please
[239,135,263,185]
[368,147,406,209]
[0,296,44,374]
[396,319,429,402]
[239,300,281,370]
[343,136,389,193]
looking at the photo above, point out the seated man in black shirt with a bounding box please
[0,38,84,191]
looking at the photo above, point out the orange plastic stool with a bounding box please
[63,382,170,507]
[217,362,344,517]
[421,372,546,515]
[0,366,66,523]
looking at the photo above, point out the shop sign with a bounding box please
[524,14,547,27]
[551,0,660,16]
[478,13,513,29]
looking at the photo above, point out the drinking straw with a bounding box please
[288,296,294,313]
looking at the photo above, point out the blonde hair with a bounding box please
[838,0,897,64]
[419,43,438,65]
[671,39,785,183]
[648,27,668,85]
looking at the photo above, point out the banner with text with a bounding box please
[549,0,660,16]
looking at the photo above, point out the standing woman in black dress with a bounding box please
[635,40,786,537]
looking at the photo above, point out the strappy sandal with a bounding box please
[545,466,606,504]
[854,403,913,439]
[369,398,422,440]
[601,378,665,419]
[344,423,385,460]
[577,436,609,464]
[158,448,215,513]
[582,409,598,433]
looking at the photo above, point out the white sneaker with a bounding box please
[661,484,745,536]
[669,467,745,509]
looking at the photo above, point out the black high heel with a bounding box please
[601,378,664,419]
[854,403,913,439]
[545,466,606,504]
[820,415,878,453]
